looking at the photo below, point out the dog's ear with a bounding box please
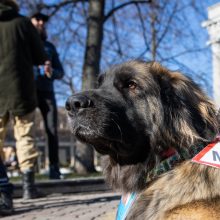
[150,62,218,145]
[96,73,105,88]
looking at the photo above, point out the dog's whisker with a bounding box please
[111,118,123,143]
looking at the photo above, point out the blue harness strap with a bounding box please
[116,192,137,220]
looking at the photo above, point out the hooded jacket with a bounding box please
[0,3,46,116]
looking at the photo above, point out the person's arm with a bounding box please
[50,44,64,80]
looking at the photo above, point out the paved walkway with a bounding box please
[2,192,120,220]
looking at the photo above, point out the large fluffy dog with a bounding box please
[66,61,220,219]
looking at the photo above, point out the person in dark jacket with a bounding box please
[31,12,64,179]
[0,0,46,205]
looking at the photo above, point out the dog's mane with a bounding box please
[103,62,219,194]
[150,62,218,145]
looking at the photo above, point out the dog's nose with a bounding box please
[65,95,93,112]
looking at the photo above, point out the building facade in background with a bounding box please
[203,2,220,108]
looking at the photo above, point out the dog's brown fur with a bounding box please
[66,61,220,219]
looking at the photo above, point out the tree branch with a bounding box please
[135,3,150,55]
[37,0,88,17]
[104,0,152,23]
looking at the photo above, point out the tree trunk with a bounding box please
[75,0,105,174]
[82,0,105,90]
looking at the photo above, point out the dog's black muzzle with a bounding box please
[65,94,94,114]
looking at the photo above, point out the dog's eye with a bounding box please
[126,81,137,90]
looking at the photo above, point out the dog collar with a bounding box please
[147,143,205,181]
[116,192,137,220]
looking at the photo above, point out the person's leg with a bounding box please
[0,113,13,215]
[13,110,40,199]
[38,91,61,179]
[0,157,13,216]
[0,113,9,159]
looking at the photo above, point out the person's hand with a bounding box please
[44,60,52,78]
[11,161,17,167]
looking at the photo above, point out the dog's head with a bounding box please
[66,61,219,165]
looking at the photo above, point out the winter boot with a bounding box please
[49,164,63,180]
[0,183,13,216]
[22,171,43,200]
[0,157,13,215]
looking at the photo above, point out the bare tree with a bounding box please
[74,0,105,173]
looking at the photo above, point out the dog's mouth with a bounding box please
[71,122,133,157]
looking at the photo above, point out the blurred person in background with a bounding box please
[31,12,65,179]
[0,0,46,205]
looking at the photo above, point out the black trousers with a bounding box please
[0,157,8,184]
[37,90,59,166]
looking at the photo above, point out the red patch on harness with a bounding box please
[192,142,220,169]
